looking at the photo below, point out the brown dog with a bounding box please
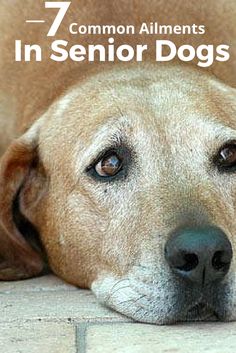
[0,0,236,324]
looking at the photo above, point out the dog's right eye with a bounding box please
[86,147,126,181]
[95,153,123,177]
[86,145,132,181]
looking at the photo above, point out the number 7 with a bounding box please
[45,2,71,37]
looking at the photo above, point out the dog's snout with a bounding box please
[165,226,233,285]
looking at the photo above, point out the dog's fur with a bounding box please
[0,0,236,324]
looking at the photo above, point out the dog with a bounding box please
[0,0,236,324]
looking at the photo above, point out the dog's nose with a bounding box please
[165,226,232,285]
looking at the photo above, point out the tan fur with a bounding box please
[0,0,236,324]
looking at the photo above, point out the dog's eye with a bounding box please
[86,145,131,181]
[95,153,123,177]
[215,142,236,171]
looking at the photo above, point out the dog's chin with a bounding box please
[182,301,225,323]
[131,300,230,325]
[91,271,233,325]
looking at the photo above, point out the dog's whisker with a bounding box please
[107,284,132,303]
[133,306,144,318]
[116,294,147,306]
[105,278,130,302]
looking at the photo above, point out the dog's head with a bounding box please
[1,63,236,324]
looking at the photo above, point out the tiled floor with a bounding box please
[0,275,236,353]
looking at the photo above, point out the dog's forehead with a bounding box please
[55,65,235,131]
[63,83,234,146]
[40,65,236,167]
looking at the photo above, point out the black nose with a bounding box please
[165,226,232,285]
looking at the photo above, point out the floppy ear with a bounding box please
[0,118,48,280]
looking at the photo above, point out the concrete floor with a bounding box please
[0,275,236,353]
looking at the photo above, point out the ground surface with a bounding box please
[0,275,236,353]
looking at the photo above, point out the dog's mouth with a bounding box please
[185,301,220,322]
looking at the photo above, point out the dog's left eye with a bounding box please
[94,153,123,177]
[215,141,236,171]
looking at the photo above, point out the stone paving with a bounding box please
[0,275,236,353]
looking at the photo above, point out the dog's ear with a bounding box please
[0,118,48,280]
